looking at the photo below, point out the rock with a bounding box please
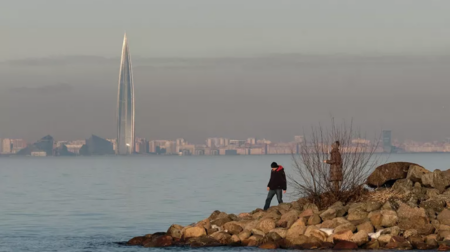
[210,231,231,245]
[357,221,374,233]
[334,240,358,250]
[238,213,251,219]
[407,165,431,183]
[320,208,337,221]
[230,234,241,244]
[382,201,394,210]
[426,234,439,248]
[290,218,306,229]
[392,179,413,194]
[245,235,264,247]
[258,218,276,233]
[259,242,278,249]
[127,236,145,246]
[347,208,368,221]
[368,210,382,228]
[308,214,322,225]
[385,236,412,250]
[183,226,206,239]
[440,224,450,231]
[303,203,319,213]
[363,239,380,249]
[143,234,173,248]
[196,218,212,233]
[238,230,251,241]
[366,201,382,212]
[422,169,450,193]
[304,226,323,238]
[285,228,308,246]
[427,188,441,198]
[351,230,369,246]
[333,230,353,242]
[367,162,418,188]
[300,236,323,249]
[334,222,356,233]
[187,236,222,248]
[278,203,292,212]
[438,244,450,251]
[223,222,243,235]
[167,224,183,239]
[251,229,265,237]
[378,234,392,246]
[208,210,225,220]
[397,203,433,235]
[380,210,398,227]
[243,220,259,231]
[269,228,287,238]
[380,226,400,237]
[263,231,283,243]
[276,210,300,228]
[421,198,446,214]
[438,209,450,226]
[404,229,418,238]
[211,216,232,226]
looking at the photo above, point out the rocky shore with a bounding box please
[127,162,450,250]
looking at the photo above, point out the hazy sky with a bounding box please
[2,0,450,143]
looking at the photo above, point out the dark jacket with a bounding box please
[267,166,287,190]
[326,147,343,182]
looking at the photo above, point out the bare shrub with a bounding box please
[289,118,380,209]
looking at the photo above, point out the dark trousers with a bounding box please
[264,189,283,210]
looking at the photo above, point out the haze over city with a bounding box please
[2,0,450,143]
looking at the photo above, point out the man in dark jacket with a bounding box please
[264,162,287,210]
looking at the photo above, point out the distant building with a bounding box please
[16,135,53,156]
[116,33,135,155]
[2,138,27,154]
[247,138,256,145]
[135,138,148,154]
[80,135,115,155]
[383,130,392,153]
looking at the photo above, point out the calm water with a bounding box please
[1,153,449,251]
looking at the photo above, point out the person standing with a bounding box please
[264,162,287,210]
[324,141,343,192]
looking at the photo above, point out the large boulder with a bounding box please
[347,208,368,221]
[258,218,276,233]
[210,231,231,245]
[127,236,145,246]
[186,236,220,247]
[142,234,173,248]
[223,222,243,235]
[422,169,450,193]
[276,210,300,228]
[167,224,184,240]
[183,226,207,239]
[407,165,431,183]
[269,228,288,238]
[333,230,353,242]
[438,208,450,226]
[351,230,369,246]
[357,221,374,234]
[397,202,434,235]
[367,162,421,188]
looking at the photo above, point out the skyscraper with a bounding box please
[382,130,392,153]
[116,33,135,154]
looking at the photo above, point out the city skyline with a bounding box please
[116,34,135,155]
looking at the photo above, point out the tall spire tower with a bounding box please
[116,33,135,154]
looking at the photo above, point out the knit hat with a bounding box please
[271,162,279,168]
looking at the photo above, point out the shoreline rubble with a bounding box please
[126,162,450,250]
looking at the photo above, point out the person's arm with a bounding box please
[282,170,287,191]
[267,172,273,190]
[325,151,336,164]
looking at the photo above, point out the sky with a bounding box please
[1,0,450,143]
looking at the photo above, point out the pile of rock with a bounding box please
[127,162,450,250]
